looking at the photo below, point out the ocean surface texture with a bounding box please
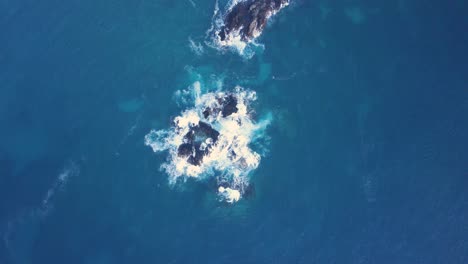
[1,0,467,263]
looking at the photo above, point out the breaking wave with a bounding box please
[145,79,271,202]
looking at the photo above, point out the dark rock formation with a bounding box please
[177,121,220,166]
[218,0,289,42]
[202,93,238,119]
[221,94,238,117]
[176,93,241,166]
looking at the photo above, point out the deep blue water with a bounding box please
[1,0,468,263]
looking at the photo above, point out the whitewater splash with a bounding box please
[207,0,289,58]
[145,81,271,202]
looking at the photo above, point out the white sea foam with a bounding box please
[187,0,196,8]
[188,37,204,56]
[218,186,241,203]
[145,81,271,202]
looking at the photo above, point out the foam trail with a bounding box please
[40,161,79,215]
[3,161,79,262]
[187,0,196,8]
[145,80,271,202]
[188,37,204,56]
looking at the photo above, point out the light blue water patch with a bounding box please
[117,98,144,113]
[344,7,366,25]
[239,62,272,86]
[179,65,227,94]
[319,3,332,20]
[257,63,272,84]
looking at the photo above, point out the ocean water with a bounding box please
[1,0,468,263]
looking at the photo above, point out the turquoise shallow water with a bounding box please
[1,0,468,263]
